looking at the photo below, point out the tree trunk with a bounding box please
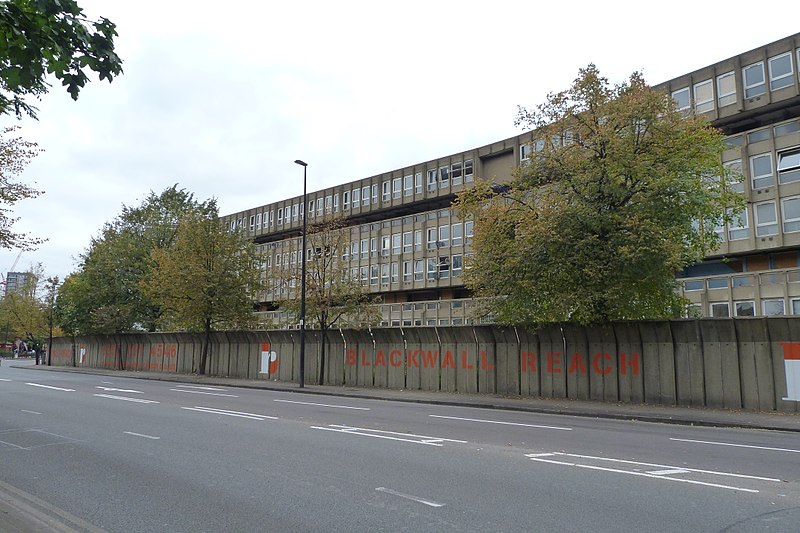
[199,318,212,375]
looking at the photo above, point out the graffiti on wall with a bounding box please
[259,343,279,375]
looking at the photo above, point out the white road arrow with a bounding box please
[95,386,144,394]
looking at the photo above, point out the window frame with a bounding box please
[717,71,736,107]
[777,148,800,184]
[693,79,714,113]
[754,201,778,237]
[749,152,774,190]
[743,61,766,98]
[768,51,794,91]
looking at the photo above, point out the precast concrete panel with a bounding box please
[340,330,365,386]
[229,331,253,378]
[175,333,197,374]
[613,323,645,403]
[766,318,800,413]
[475,327,500,395]
[324,329,346,386]
[671,320,705,407]
[401,329,423,390]
[586,324,618,401]
[414,328,441,391]
[537,325,565,398]
[699,320,742,409]
[562,324,590,400]
[734,319,773,411]
[373,329,405,389]
[517,327,540,397]
[302,330,322,385]
[349,330,376,387]
[267,331,297,382]
[638,322,675,405]
[437,327,460,392]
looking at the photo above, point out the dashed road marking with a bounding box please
[274,399,370,410]
[429,414,572,431]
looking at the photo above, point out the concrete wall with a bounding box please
[49,318,800,413]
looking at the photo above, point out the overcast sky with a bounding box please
[2,0,798,281]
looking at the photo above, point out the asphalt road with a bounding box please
[2,359,799,532]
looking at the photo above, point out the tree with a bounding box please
[59,186,214,334]
[272,218,379,384]
[142,205,265,375]
[0,126,42,250]
[0,0,122,119]
[457,65,742,325]
[0,263,57,354]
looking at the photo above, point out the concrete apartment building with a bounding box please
[222,33,800,327]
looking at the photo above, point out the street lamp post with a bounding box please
[294,159,308,388]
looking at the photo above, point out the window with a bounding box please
[684,280,704,291]
[768,52,793,91]
[351,241,358,260]
[671,87,690,111]
[370,265,378,285]
[414,259,424,281]
[268,210,274,227]
[735,301,756,317]
[778,149,800,184]
[723,159,743,193]
[391,262,398,283]
[439,166,450,188]
[382,181,391,202]
[438,225,450,247]
[370,237,376,257]
[381,236,390,256]
[427,227,437,249]
[249,215,255,231]
[465,220,474,244]
[707,278,728,290]
[520,143,532,161]
[792,298,800,315]
[464,159,474,183]
[372,184,378,204]
[414,229,422,251]
[378,263,388,284]
[452,254,463,277]
[343,190,350,210]
[451,162,462,185]
[333,194,339,212]
[724,135,742,148]
[403,175,413,196]
[782,196,800,232]
[362,186,370,207]
[274,253,281,267]
[415,172,422,194]
[755,202,777,236]
[403,231,412,253]
[307,200,315,219]
[316,198,323,215]
[750,153,773,189]
[403,261,412,282]
[762,299,785,316]
[325,195,332,214]
[351,188,360,208]
[728,208,749,240]
[277,207,283,225]
[427,169,437,191]
[360,238,369,259]
[292,203,298,222]
[256,212,262,230]
[360,266,368,284]
[391,233,401,255]
[693,79,713,113]
[717,71,736,107]
[427,258,437,280]
[710,302,730,318]
[775,121,800,137]
[743,62,766,98]
[392,178,401,199]
[451,223,463,246]
[747,129,769,143]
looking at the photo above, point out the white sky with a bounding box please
[2,0,798,281]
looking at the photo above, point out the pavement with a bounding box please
[12,361,800,433]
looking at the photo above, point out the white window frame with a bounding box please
[451,223,463,246]
[403,261,412,282]
[403,175,413,196]
[402,231,412,253]
[693,79,714,113]
[352,188,360,208]
[439,166,449,188]
[710,302,730,318]
[414,172,422,194]
[791,297,800,316]
[717,71,736,107]
[427,169,437,191]
[427,227,437,249]
[362,186,370,207]
[391,233,401,255]
[728,208,749,241]
[392,178,401,199]
[754,201,778,237]
[382,181,391,202]
[768,52,794,91]
[277,207,283,225]
[438,224,449,247]
[372,184,378,204]
[464,159,474,183]
[734,300,756,317]
[743,62,766,98]
[333,194,339,212]
[782,196,800,233]
[762,299,785,316]
[749,153,774,189]
[451,162,462,185]
[343,190,350,210]
[671,87,690,111]
[777,148,800,184]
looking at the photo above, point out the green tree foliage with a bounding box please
[457,65,742,325]
[142,206,265,375]
[56,186,214,334]
[0,126,42,250]
[272,218,379,383]
[0,0,122,119]
[0,263,54,350]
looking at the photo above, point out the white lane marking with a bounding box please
[311,424,466,446]
[174,385,227,391]
[0,378,12,382]
[124,431,161,440]
[429,414,572,431]
[181,406,277,420]
[647,468,690,476]
[170,389,238,397]
[375,487,445,508]
[93,394,159,404]
[101,381,113,384]
[274,399,370,410]
[20,410,42,415]
[25,383,75,392]
[670,437,800,454]
[575,464,760,493]
[96,386,143,394]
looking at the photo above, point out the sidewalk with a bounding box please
[17,363,800,433]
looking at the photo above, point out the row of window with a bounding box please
[730,147,800,191]
[715,195,800,241]
[684,270,800,291]
[231,160,475,232]
[671,48,800,114]
[700,298,800,318]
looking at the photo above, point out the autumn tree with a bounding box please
[58,186,214,334]
[457,65,742,325]
[0,263,53,353]
[142,205,265,375]
[273,218,379,384]
[0,0,123,119]
[0,126,42,250]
